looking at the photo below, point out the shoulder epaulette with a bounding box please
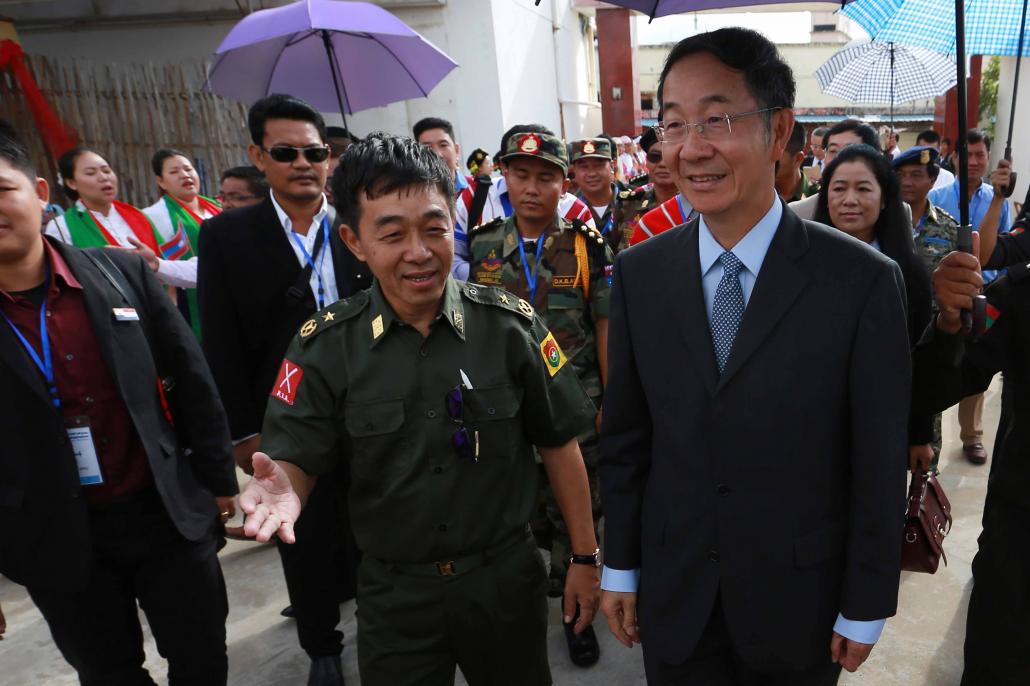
[459,281,534,321]
[298,290,370,343]
[468,216,504,237]
[570,218,606,247]
[933,205,958,225]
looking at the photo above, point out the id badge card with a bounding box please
[66,416,104,486]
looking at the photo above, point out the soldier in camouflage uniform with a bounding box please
[612,127,680,252]
[467,131,612,668]
[895,145,960,469]
[570,137,624,255]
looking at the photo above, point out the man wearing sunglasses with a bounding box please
[238,133,601,686]
[612,127,679,251]
[197,93,370,686]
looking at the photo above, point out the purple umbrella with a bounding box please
[206,0,458,125]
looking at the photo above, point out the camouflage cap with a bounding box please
[571,137,614,163]
[502,131,569,173]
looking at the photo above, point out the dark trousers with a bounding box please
[643,597,842,686]
[356,531,550,686]
[27,489,228,686]
[961,499,1030,686]
[276,464,359,657]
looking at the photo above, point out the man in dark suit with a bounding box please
[0,126,237,684]
[598,29,910,685]
[198,94,369,686]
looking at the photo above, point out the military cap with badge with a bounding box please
[892,145,939,172]
[502,131,570,173]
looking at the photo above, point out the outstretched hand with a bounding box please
[239,452,302,543]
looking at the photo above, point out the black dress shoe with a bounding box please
[563,621,600,668]
[308,655,344,686]
[280,605,296,618]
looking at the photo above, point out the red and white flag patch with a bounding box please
[271,359,304,406]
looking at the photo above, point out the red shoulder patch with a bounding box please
[271,359,304,406]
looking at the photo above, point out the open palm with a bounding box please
[239,452,302,543]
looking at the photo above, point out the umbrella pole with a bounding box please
[890,43,895,129]
[1002,0,1028,196]
[320,30,350,131]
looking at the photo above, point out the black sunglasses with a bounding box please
[445,385,479,462]
[263,145,330,164]
[646,150,663,163]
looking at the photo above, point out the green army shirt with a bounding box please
[259,277,596,563]
[915,203,960,273]
[613,185,660,253]
[466,215,613,400]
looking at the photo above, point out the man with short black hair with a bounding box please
[413,116,470,196]
[198,93,369,685]
[802,125,829,168]
[789,119,880,220]
[218,165,268,210]
[0,123,237,685]
[600,28,909,684]
[239,132,601,686]
[776,121,815,202]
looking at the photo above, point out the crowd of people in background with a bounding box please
[3,24,1030,686]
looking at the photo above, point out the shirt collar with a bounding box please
[698,196,782,278]
[270,191,329,234]
[368,276,466,347]
[75,199,112,219]
[2,238,82,303]
[454,171,470,194]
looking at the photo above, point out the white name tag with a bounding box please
[112,307,139,321]
[67,423,104,486]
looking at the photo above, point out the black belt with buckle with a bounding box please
[382,527,532,579]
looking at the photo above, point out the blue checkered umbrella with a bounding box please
[816,41,956,110]
[843,0,1028,56]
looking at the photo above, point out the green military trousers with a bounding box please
[356,530,551,686]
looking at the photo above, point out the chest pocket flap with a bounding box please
[463,385,522,459]
[344,398,406,437]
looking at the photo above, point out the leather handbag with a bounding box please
[901,469,953,574]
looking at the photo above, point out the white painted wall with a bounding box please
[994,56,1030,208]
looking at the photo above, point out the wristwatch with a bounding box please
[569,548,601,567]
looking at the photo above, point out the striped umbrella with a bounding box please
[815,41,956,123]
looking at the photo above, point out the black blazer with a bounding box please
[0,240,237,591]
[197,197,370,439]
[600,208,911,669]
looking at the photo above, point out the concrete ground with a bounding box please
[0,378,1002,685]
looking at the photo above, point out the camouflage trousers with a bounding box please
[530,426,602,578]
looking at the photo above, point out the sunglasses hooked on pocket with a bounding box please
[445,381,480,463]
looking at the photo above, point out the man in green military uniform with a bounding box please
[570,136,624,254]
[466,131,612,668]
[612,127,679,252]
[239,133,601,686]
[894,145,959,471]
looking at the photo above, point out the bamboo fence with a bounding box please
[0,54,250,208]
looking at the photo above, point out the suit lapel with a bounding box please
[669,220,718,395]
[716,211,810,391]
[255,198,302,281]
[60,245,131,395]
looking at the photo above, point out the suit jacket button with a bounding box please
[716,484,730,496]
[708,550,720,563]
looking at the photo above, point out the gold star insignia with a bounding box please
[323,311,335,322]
[499,293,509,304]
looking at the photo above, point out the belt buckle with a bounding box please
[436,560,456,576]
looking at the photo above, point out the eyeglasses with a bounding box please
[655,108,782,143]
[445,386,479,462]
[645,150,663,164]
[262,145,331,164]
[217,192,257,203]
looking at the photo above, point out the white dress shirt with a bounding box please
[271,191,339,308]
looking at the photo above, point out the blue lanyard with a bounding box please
[290,216,330,309]
[2,268,60,408]
[601,213,614,235]
[499,192,513,218]
[516,230,546,302]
